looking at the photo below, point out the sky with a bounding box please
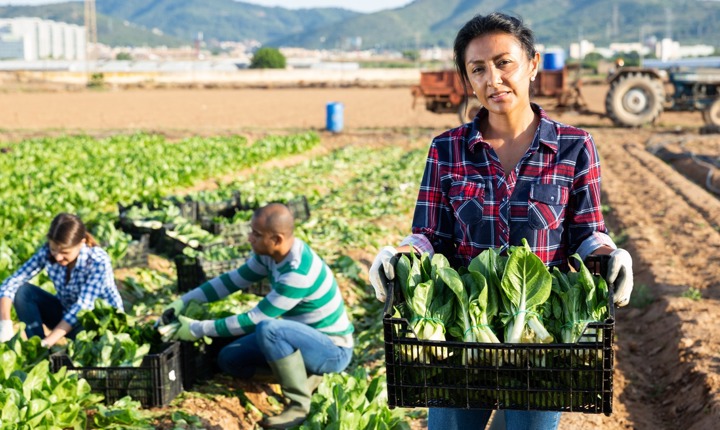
[0,0,416,13]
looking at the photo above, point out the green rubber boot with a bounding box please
[260,350,312,429]
[307,374,323,394]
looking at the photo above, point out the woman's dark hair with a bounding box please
[453,12,536,86]
[47,213,97,248]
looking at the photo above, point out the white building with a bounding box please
[569,40,596,60]
[609,41,652,57]
[572,37,715,62]
[655,37,715,61]
[0,17,85,60]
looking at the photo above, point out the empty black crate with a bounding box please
[382,255,614,415]
[50,342,183,408]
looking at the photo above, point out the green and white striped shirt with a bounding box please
[182,238,354,348]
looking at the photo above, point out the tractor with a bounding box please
[605,66,720,127]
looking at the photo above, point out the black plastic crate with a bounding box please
[198,195,310,245]
[117,203,181,248]
[175,254,270,295]
[159,229,228,257]
[50,342,183,408]
[199,218,252,244]
[382,255,615,415]
[286,195,311,222]
[114,234,150,269]
[196,191,242,219]
[180,337,235,390]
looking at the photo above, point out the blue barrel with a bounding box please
[326,102,344,132]
[543,50,565,71]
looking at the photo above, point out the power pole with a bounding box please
[84,0,97,61]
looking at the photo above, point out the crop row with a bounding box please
[0,132,319,280]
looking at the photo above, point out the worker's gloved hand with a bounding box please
[607,248,633,307]
[0,320,14,342]
[176,315,199,342]
[161,298,185,324]
[368,246,398,302]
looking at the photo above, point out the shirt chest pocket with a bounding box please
[528,184,569,230]
[448,181,485,226]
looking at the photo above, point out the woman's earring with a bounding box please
[531,76,536,81]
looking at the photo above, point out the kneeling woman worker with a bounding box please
[0,213,124,347]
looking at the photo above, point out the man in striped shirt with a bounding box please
[162,203,354,429]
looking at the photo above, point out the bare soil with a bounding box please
[3,83,719,430]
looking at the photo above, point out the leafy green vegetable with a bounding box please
[499,239,553,344]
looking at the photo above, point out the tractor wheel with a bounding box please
[605,72,665,127]
[702,98,720,127]
[458,97,482,124]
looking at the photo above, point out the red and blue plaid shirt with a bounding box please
[401,104,614,270]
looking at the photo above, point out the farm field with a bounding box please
[0,83,719,430]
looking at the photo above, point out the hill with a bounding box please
[1,0,718,51]
[274,0,720,50]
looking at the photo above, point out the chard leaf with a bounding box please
[469,249,501,318]
[501,242,552,310]
[395,254,411,303]
[501,239,552,343]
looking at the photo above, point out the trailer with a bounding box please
[411,70,478,123]
[411,68,572,124]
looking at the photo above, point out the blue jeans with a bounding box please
[217,319,353,379]
[428,408,560,430]
[13,283,80,340]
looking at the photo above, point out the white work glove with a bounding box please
[0,320,14,342]
[607,248,633,307]
[368,246,397,302]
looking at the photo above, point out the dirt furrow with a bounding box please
[626,136,720,234]
[586,130,720,430]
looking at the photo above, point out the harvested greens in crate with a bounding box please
[382,240,615,415]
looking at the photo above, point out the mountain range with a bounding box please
[1,0,719,51]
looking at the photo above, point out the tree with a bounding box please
[582,51,604,71]
[115,52,132,61]
[402,50,420,62]
[250,47,286,69]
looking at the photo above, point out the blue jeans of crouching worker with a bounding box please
[428,408,560,430]
[13,283,81,340]
[217,318,353,379]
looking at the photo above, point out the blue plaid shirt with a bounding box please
[0,243,123,326]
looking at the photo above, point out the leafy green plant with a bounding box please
[90,397,153,429]
[298,369,409,430]
[681,287,702,301]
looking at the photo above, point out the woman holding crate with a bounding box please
[369,12,634,430]
[0,213,123,347]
